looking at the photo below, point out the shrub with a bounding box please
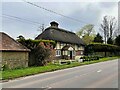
[32,45,51,66]
[80,55,100,62]
[1,65,8,71]
[67,61,71,65]
[18,39,56,66]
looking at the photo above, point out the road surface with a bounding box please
[2,59,118,89]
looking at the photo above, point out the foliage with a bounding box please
[107,37,113,44]
[33,45,51,66]
[115,35,120,46]
[85,43,120,56]
[76,24,95,36]
[2,56,119,80]
[76,24,96,44]
[17,35,25,40]
[82,34,95,45]
[17,37,56,66]
[100,16,117,44]
[80,55,101,62]
[1,65,8,71]
[67,61,71,65]
[93,33,103,43]
[17,38,56,49]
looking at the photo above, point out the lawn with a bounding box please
[1,56,120,80]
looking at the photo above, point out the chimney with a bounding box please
[50,21,59,28]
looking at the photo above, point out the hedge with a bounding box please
[18,39,56,49]
[85,43,120,56]
[80,55,102,62]
[86,43,120,52]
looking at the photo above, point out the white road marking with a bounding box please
[97,70,102,73]
[44,86,52,90]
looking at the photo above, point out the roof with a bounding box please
[0,32,30,51]
[62,45,74,50]
[35,23,85,46]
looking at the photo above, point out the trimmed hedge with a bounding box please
[80,55,102,62]
[85,43,120,56]
[17,39,56,49]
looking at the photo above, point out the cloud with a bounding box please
[2,1,118,39]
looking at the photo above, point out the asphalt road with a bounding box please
[2,59,118,89]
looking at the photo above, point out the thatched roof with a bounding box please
[35,21,85,46]
[0,32,30,51]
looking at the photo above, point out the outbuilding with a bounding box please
[0,32,30,69]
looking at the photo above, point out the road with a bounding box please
[2,59,118,89]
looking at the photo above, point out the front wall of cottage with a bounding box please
[2,51,29,69]
[55,42,84,60]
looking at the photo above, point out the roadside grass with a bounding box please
[1,56,120,80]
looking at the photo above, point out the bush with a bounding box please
[67,61,71,65]
[18,39,56,66]
[81,55,100,62]
[32,46,51,66]
[1,65,8,71]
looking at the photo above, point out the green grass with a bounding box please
[1,56,120,80]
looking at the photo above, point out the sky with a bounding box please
[1,0,118,39]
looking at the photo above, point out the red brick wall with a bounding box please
[76,50,84,55]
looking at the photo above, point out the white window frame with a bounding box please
[56,50,61,56]
[73,51,76,56]
[81,51,83,55]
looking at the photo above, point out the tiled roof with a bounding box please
[0,32,30,51]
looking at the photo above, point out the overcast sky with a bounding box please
[1,1,118,39]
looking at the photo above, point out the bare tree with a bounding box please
[100,16,117,44]
[37,24,45,33]
[109,17,117,38]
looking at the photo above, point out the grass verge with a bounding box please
[1,56,120,80]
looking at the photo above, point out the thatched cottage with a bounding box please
[0,32,30,69]
[35,21,85,60]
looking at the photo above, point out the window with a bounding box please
[60,42,64,46]
[73,51,76,56]
[56,50,61,56]
[81,51,83,55]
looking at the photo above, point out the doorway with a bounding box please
[70,51,72,59]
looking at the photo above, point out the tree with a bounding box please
[76,24,95,44]
[17,35,25,40]
[115,35,120,46]
[107,37,113,44]
[93,33,103,43]
[76,24,95,37]
[82,34,95,44]
[100,16,117,44]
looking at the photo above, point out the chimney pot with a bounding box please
[50,21,59,28]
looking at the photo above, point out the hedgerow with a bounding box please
[85,43,120,56]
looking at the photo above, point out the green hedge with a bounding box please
[85,43,120,56]
[18,39,56,49]
[80,55,102,62]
